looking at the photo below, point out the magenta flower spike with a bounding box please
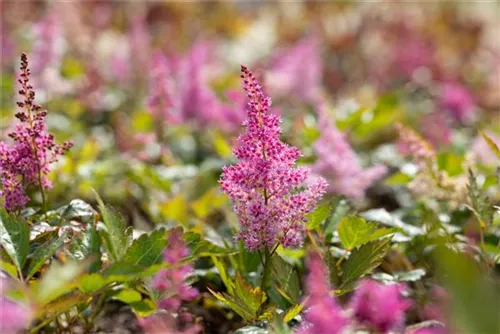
[0,53,72,211]
[219,66,327,251]
[295,253,348,334]
[349,279,412,334]
[312,98,387,198]
[152,230,199,312]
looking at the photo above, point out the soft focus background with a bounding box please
[1,0,499,228]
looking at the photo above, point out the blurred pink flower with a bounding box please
[312,99,387,198]
[31,11,61,75]
[269,38,322,102]
[420,112,452,148]
[0,279,32,333]
[438,82,475,122]
[220,66,327,251]
[148,52,179,124]
[295,253,348,334]
[470,131,500,166]
[152,230,199,312]
[349,279,412,334]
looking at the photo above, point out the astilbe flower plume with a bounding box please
[312,98,387,198]
[0,53,73,211]
[147,52,178,125]
[295,253,348,334]
[349,279,412,333]
[151,230,199,311]
[220,66,327,251]
[438,82,475,123]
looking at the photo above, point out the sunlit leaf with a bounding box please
[0,209,29,275]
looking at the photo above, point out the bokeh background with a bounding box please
[1,1,499,228]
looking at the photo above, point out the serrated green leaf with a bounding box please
[67,224,101,273]
[341,238,391,289]
[385,172,412,186]
[184,231,235,257]
[0,209,29,275]
[324,198,351,238]
[26,232,67,279]
[468,169,494,227]
[122,229,166,267]
[94,191,132,262]
[337,216,396,250]
[306,202,332,231]
[212,256,234,294]
[270,255,300,304]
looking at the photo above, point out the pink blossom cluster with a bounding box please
[438,82,475,123]
[152,230,199,311]
[0,53,72,211]
[297,253,413,334]
[147,41,245,132]
[296,253,348,334]
[220,66,327,251]
[350,279,412,333]
[312,98,387,199]
[269,38,322,102]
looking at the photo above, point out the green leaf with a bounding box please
[283,303,303,323]
[184,232,235,257]
[337,216,396,250]
[341,238,391,289]
[467,169,494,227]
[0,209,29,275]
[212,256,234,294]
[306,202,332,231]
[385,172,412,186]
[54,199,97,225]
[113,289,142,304]
[67,224,101,273]
[122,229,166,267]
[270,255,300,305]
[130,298,156,317]
[35,261,86,304]
[480,131,500,160]
[324,198,351,238]
[26,232,67,279]
[94,191,132,262]
[209,275,267,322]
[1,260,18,278]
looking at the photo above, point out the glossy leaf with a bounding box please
[0,209,29,274]
[337,215,396,250]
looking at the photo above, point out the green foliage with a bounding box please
[122,229,166,267]
[0,209,29,277]
[467,169,494,227]
[26,232,67,279]
[340,238,392,290]
[94,191,133,262]
[337,215,397,250]
[209,274,267,322]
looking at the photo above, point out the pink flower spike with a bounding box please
[152,230,198,312]
[312,98,387,198]
[295,253,348,334]
[220,66,327,251]
[0,53,73,211]
[349,279,412,334]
